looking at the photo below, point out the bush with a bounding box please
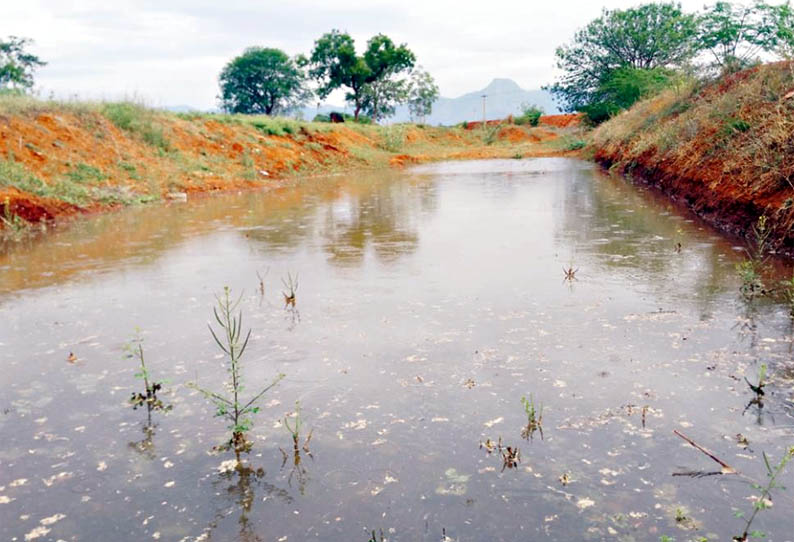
[516,104,544,126]
[583,67,677,126]
[312,111,372,124]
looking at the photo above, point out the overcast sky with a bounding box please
[3,0,755,109]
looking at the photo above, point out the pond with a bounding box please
[1,158,793,542]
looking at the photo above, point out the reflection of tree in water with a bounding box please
[205,461,293,542]
[555,169,734,315]
[241,176,437,267]
[320,180,436,266]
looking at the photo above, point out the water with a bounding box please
[1,158,792,542]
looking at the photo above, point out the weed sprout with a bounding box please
[189,287,284,454]
[521,394,544,440]
[281,272,298,307]
[124,330,171,419]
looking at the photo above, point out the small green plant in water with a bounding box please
[737,216,770,298]
[284,401,313,454]
[521,394,544,440]
[190,287,285,454]
[124,331,171,418]
[281,272,298,307]
[745,364,767,402]
[733,447,794,541]
[1,197,30,240]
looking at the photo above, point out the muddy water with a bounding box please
[1,158,793,542]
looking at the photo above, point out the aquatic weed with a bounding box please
[1,197,31,241]
[521,394,544,440]
[283,400,312,454]
[124,330,171,417]
[281,272,299,307]
[736,216,771,298]
[189,286,285,454]
[733,447,794,541]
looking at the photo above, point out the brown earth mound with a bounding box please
[540,114,582,128]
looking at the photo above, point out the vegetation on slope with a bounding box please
[0,95,576,229]
[591,61,794,252]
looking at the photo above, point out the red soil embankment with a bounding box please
[590,62,794,255]
[0,102,575,228]
[540,114,582,128]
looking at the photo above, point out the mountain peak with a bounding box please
[482,78,522,94]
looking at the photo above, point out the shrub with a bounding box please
[516,104,544,126]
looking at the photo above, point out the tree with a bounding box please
[406,67,439,123]
[547,3,698,112]
[582,67,676,124]
[308,30,415,120]
[0,36,46,91]
[361,78,409,122]
[696,1,778,72]
[218,47,309,115]
[770,1,794,58]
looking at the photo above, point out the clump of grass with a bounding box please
[189,287,285,454]
[102,102,171,151]
[521,394,544,440]
[125,330,171,419]
[64,163,107,184]
[482,123,501,145]
[737,216,771,298]
[1,197,31,241]
[0,157,94,206]
[379,125,405,152]
[247,116,300,137]
[733,447,794,541]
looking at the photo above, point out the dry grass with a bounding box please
[591,61,794,251]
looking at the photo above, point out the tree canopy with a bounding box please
[406,67,439,123]
[218,47,308,115]
[0,36,46,91]
[696,1,778,71]
[548,3,698,112]
[308,30,415,120]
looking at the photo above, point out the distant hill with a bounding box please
[296,78,558,125]
[168,78,559,125]
[392,78,559,125]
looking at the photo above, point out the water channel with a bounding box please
[1,158,792,541]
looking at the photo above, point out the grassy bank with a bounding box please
[0,95,581,231]
[591,61,794,254]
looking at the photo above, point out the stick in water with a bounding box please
[673,430,737,475]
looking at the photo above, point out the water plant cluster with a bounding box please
[126,282,304,459]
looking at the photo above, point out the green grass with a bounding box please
[65,163,107,184]
[0,158,155,208]
[102,102,171,151]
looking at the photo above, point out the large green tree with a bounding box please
[0,36,46,91]
[548,3,698,112]
[218,47,309,115]
[308,30,415,120]
[696,1,778,72]
[406,67,439,123]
